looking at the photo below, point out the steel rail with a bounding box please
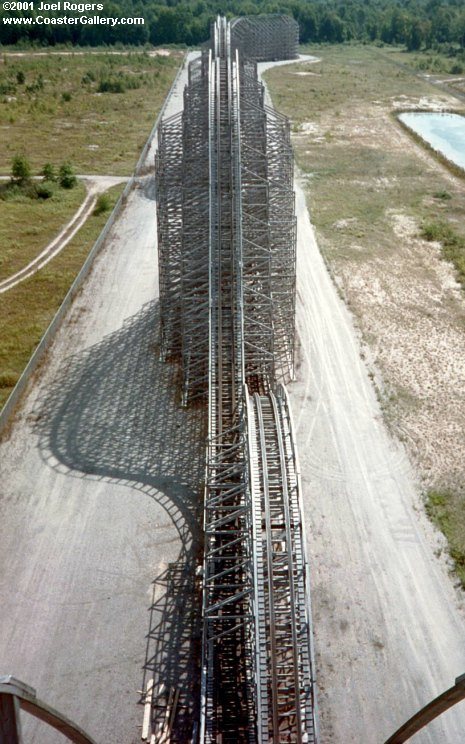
[269,390,303,742]
[278,383,320,740]
[201,18,259,741]
[254,394,280,738]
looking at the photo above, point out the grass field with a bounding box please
[0,182,124,408]
[0,181,86,281]
[387,46,465,76]
[0,50,181,175]
[265,45,465,251]
[265,44,465,587]
[0,46,182,411]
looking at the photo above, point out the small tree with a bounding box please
[41,163,56,182]
[58,162,77,189]
[11,154,31,184]
[16,70,25,85]
[94,192,111,215]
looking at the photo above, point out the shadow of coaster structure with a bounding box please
[156,15,318,743]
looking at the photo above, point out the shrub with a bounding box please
[81,71,96,86]
[98,78,125,93]
[433,189,452,200]
[58,162,77,189]
[0,82,17,95]
[36,182,54,199]
[11,154,31,183]
[61,91,72,102]
[0,371,19,389]
[26,74,44,95]
[41,163,56,182]
[16,70,25,85]
[94,192,111,215]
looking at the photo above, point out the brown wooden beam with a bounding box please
[0,676,96,744]
[385,674,465,743]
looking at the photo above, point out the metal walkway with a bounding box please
[156,15,318,743]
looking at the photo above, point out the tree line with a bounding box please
[1,0,465,53]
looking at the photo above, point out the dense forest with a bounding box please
[1,0,465,53]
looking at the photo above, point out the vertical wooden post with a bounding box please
[0,692,22,744]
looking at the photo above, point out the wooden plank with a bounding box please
[141,678,154,741]
[0,694,22,744]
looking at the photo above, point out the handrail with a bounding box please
[384,674,465,743]
[0,675,97,744]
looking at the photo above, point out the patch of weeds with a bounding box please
[433,189,452,200]
[426,489,465,589]
[0,83,17,96]
[98,74,141,94]
[0,371,19,389]
[81,71,95,86]
[421,220,465,288]
[0,51,181,176]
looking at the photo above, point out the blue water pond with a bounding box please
[398,111,465,170]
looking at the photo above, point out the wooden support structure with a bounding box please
[0,676,96,744]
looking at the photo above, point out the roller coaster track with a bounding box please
[247,386,316,742]
[156,15,318,742]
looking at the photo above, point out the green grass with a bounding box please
[268,45,435,126]
[0,183,124,408]
[0,181,86,280]
[0,47,180,411]
[387,47,465,77]
[426,490,465,589]
[0,50,181,175]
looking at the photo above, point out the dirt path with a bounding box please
[0,175,127,294]
[1,49,171,58]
